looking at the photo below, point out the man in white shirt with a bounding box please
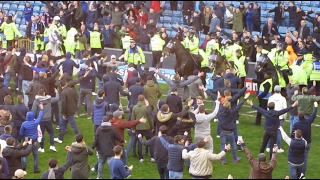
[266,85,287,153]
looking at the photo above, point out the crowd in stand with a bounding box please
[0,1,318,179]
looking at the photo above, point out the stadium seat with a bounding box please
[34,1,42,6]
[266,4,275,11]
[315,8,320,13]
[259,3,267,11]
[11,1,20,5]
[2,3,10,10]
[40,5,46,12]
[177,4,182,11]
[18,5,25,11]
[260,10,268,18]
[8,10,16,15]
[251,31,260,37]
[164,2,170,10]
[162,9,173,16]
[20,30,26,37]
[301,1,311,6]
[19,1,26,5]
[15,17,21,24]
[33,12,39,16]
[171,30,177,37]
[310,1,320,7]
[33,6,40,12]
[295,1,302,6]
[0,4,3,9]
[287,27,295,32]
[166,30,172,37]
[261,17,267,24]
[29,1,34,6]
[163,23,171,30]
[9,4,18,11]
[302,6,312,12]
[172,16,181,24]
[156,22,163,28]
[162,16,172,23]
[172,11,182,17]
[19,24,27,31]
[278,26,287,34]
[159,16,164,23]
[21,18,25,25]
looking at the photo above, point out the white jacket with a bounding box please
[268,93,287,120]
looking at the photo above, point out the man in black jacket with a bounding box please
[0,77,12,106]
[267,1,285,27]
[182,1,194,25]
[103,72,130,105]
[54,80,80,144]
[92,115,125,179]
[138,125,173,179]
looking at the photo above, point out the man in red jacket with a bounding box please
[109,110,147,164]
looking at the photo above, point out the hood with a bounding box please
[100,122,113,132]
[195,113,209,124]
[109,103,119,113]
[271,94,283,102]
[26,111,35,121]
[157,100,165,110]
[132,70,138,77]
[65,52,72,59]
[156,111,172,122]
[146,80,155,87]
[225,73,236,79]
[219,107,231,117]
[110,72,118,81]
[71,142,87,154]
[20,48,26,56]
[35,95,51,105]
[94,99,106,108]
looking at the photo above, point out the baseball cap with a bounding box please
[15,169,27,178]
[274,85,281,92]
[113,110,124,118]
[111,55,116,59]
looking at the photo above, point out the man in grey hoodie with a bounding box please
[31,88,60,153]
[154,68,204,102]
[193,100,220,153]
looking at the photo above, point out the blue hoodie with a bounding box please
[61,52,80,76]
[19,110,44,140]
[81,1,88,14]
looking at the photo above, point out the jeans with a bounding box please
[246,23,253,32]
[51,101,60,126]
[289,163,303,179]
[22,80,32,106]
[77,88,92,117]
[126,129,137,156]
[267,119,284,149]
[290,115,299,136]
[22,141,38,171]
[157,162,169,179]
[98,154,112,178]
[4,72,17,88]
[136,129,154,160]
[120,146,128,165]
[58,115,80,141]
[233,122,238,143]
[260,130,277,160]
[220,132,237,160]
[169,171,183,179]
[302,143,311,175]
[140,43,150,51]
[39,120,55,148]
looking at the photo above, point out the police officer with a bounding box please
[123,39,145,66]
[272,42,290,84]
[252,71,273,126]
[52,16,67,54]
[221,40,235,67]
[0,34,7,50]
[65,27,78,56]
[74,29,87,59]
[182,28,200,55]
[33,30,44,54]
[234,49,247,88]
[0,15,22,47]
[121,32,131,54]
[198,48,209,86]
[309,54,320,95]
[89,26,103,56]
[150,30,165,68]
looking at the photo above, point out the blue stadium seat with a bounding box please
[172,16,181,23]
[29,1,34,6]
[15,17,21,24]
[19,1,26,5]
[207,1,215,6]
[162,9,172,16]
[163,23,171,30]
[19,24,27,31]
[20,30,26,37]
[301,1,311,6]
[159,16,164,23]
[2,3,10,10]
[34,1,42,6]
[173,11,182,17]
[10,4,18,11]
[162,16,172,23]
[21,18,25,25]
[40,5,46,12]
[18,5,25,11]
[156,22,163,28]
[261,17,267,24]
[33,6,40,12]
[278,26,287,34]
[8,10,16,15]
[266,4,275,11]
[166,30,172,37]
[310,1,320,7]
[260,10,268,18]
[295,1,302,6]
[0,4,3,9]
[259,3,267,10]
[33,12,39,16]
[171,31,177,37]
[233,2,240,7]
[315,8,320,13]
[287,26,295,32]
[302,6,312,12]
[11,1,20,5]
[251,31,260,37]
[177,4,182,11]
[164,2,170,10]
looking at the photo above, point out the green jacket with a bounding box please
[132,101,154,130]
[291,94,320,115]
[143,80,162,111]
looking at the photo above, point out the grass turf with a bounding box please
[13,83,320,179]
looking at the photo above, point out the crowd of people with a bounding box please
[0,0,317,179]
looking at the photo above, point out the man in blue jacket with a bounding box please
[60,52,80,78]
[103,72,130,105]
[247,99,298,160]
[19,103,44,173]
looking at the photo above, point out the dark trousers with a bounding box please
[170,1,178,11]
[260,130,277,160]
[39,120,55,148]
[203,25,209,35]
[152,51,162,68]
[218,17,224,28]
[157,162,169,179]
[51,101,60,126]
[136,129,154,159]
[255,99,268,125]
